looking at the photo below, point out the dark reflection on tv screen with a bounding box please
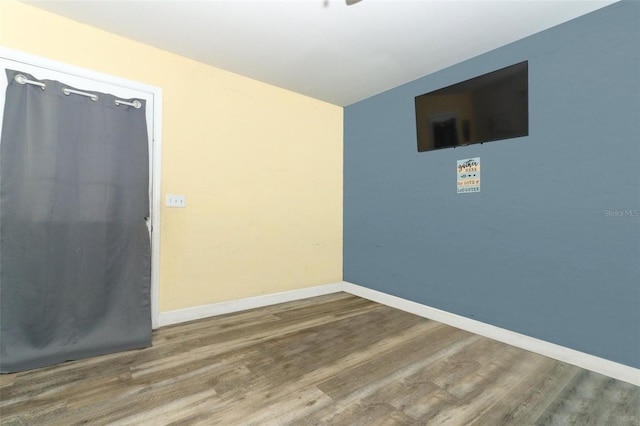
[415,61,528,152]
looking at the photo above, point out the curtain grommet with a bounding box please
[15,74,46,90]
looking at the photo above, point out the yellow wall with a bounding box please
[0,0,343,312]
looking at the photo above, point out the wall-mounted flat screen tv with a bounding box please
[415,61,528,152]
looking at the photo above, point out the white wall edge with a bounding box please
[342,282,639,387]
[157,282,345,328]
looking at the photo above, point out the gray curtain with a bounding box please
[0,69,151,373]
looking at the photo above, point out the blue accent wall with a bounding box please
[344,1,640,368]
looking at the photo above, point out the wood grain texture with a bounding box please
[1,293,638,425]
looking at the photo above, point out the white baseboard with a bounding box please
[342,281,640,387]
[157,282,344,328]
[156,280,639,386]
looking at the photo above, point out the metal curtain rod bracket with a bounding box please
[115,99,142,109]
[14,74,46,90]
[63,87,98,102]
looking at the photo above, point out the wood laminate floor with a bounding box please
[0,292,638,425]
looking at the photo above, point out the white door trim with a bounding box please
[0,47,163,329]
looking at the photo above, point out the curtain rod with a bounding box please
[63,87,98,101]
[115,99,142,109]
[14,74,142,109]
[14,74,45,90]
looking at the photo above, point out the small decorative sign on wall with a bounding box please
[457,157,480,194]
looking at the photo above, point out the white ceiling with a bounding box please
[25,0,617,106]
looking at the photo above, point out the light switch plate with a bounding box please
[166,194,186,208]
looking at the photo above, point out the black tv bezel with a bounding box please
[415,61,529,152]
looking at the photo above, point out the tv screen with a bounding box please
[415,61,528,152]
